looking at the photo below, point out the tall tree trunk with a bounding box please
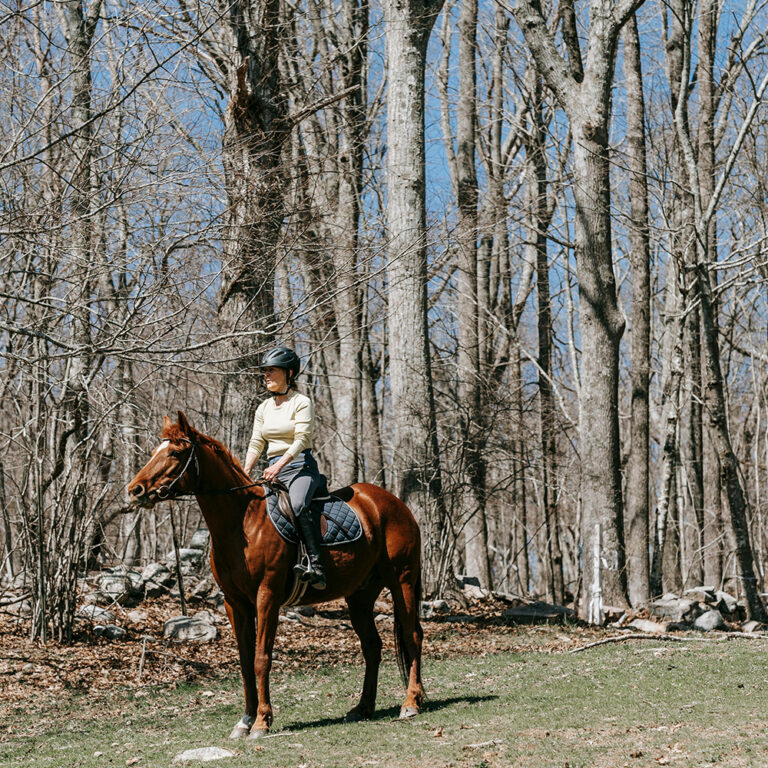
[511,341,529,594]
[622,15,651,606]
[514,0,637,613]
[651,265,685,596]
[456,0,491,588]
[361,334,385,485]
[218,0,287,452]
[682,302,705,585]
[697,0,723,589]
[383,0,446,593]
[326,0,368,486]
[525,68,562,604]
[672,0,767,620]
[49,0,103,643]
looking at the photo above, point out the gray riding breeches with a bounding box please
[270,450,321,518]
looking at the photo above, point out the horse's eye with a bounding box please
[169,450,183,458]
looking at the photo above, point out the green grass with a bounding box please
[4,638,768,767]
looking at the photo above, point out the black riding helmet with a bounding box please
[256,346,301,381]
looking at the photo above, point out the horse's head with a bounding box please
[127,411,199,507]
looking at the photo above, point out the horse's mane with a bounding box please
[161,422,251,484]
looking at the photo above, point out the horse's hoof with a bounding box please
[344,709,370,723]
[399,706,419,720]
[229,725,250,739]
[248,728,269,739]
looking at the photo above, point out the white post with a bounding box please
[589,522,603,625]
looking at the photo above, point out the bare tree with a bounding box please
[622,13,650,607]
[513,0,641,612]
[382,0,446,591]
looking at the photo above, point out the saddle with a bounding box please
[264,476,363,547]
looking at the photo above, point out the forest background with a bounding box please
[2,0,768,642]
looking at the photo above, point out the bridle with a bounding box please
[153,435,282,501]
[156,436,200,500]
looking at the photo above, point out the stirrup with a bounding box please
[293,561,326,590]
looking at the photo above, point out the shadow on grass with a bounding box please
[280,694,498,731]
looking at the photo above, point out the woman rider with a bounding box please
[243,346,327,590]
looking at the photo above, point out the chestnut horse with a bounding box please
[127,412,424,738]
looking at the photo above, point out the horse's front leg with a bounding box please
[249,586,281,738]
[225,599,258,739]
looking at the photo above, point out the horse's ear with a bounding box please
[162,415,173,433]
[177,410,191,435]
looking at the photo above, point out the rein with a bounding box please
[156,436,287,501]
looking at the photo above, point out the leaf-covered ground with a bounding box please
[0,594,594,705]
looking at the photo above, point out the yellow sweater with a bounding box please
[247,390,314,460]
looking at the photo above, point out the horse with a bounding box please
[127,412,424,739]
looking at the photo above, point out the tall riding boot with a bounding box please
[293,512,327,590]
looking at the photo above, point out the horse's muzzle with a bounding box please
[128,483,156,509]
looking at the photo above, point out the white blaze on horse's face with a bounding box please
[152,440,170,457]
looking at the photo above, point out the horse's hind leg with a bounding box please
[344,581,384,722]
[389,573,424,719]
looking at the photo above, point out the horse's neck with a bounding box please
[194,445,262,537]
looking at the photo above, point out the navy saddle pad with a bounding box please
[265,489,363,547]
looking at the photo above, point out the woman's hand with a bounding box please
[262,454,292,483]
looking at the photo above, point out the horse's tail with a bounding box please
[393,570,421,689]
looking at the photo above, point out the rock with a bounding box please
[80,591,101,606]
[5,599,32,617]
[104,566,143,591]
[126,610,148,624]
[693,609,725,632]
[457,574,481,588]
[629,618,669,634]
[188,528,210,550]
[443,613,478,624]
[163,613,218,643]
[502,602,576,626]
[715,590,738,614]
[6,571,32,590]
[140,563,175,597]
[293,605,315,617]
[97,574,138,605]
[189,578,214,603]
[464,584,491,600]
[173,746,234,763]
[94,624,127,640]
[211,591,226,614]
[421,599,451,619]
[683,586,717,604]
[602,605,627,624]
[77,605,115,623]
[648,596,703,623]
[742,620,764,634]
[165,548,204,565]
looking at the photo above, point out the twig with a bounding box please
[137,637,147,683]
[169,500,187,616]
[569,631,768,653]
[136,639,211,670]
